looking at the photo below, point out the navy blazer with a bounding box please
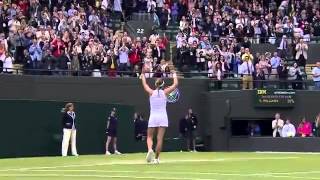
[62,112,76,129]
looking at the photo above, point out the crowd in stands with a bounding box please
[172,0,320,89]
[0,0,319,89]
[0,0,171,77]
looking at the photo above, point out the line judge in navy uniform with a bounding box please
[105,108,122,155]
[61,103,79,156]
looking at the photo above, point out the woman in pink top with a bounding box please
[256,55,271,79]
[297,117,312,137]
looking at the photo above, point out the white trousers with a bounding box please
[273,128,282,137]
[61,128,78,156]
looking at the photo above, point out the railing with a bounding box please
[207,78,317,91]
[0,67,316,78]
[1,67,318,90]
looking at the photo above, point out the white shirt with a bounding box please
[147,0,156,12]
[113,0,122,12]
[312,67,320,82]
[176,35,186,48]
[188,36,199,45]
[101,0,109,10]
[2,56,14,72]
[156,0,165,7]
[272,119,284,130]
[119,50,128,64]
[282,123,296,137]
[67,111,76,129]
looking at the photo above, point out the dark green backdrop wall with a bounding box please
[1,75,320,156]
[0,100,146,158]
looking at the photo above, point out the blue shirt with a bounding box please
[312,67,320,82]
[270,56,281,69]
[29,44,43,61]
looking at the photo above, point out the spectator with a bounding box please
[313,16,320,42]
[288,62,303,89]
[57,49,70,75]
[107,49,118,77]
[255,54,271,80]
[277,59,288,89]
[239,56,254,90]
[23,49,32,74]
[2,51,14,74]
[171,2,179,23]
[255,67,265,89]
[270,52,281,80]
[241,48,253,62]
[313,114,320,137]
[118,45,129,76]
[282,119,296,138]
[29,39,43,71]
[297,117,312,137]
[295,38,308,68]
[248,122,261,136]
[51,35,65,59]
[277,35,289,58]
[12,29,28,64]
[272,113,284,137]
[312,62,320,90]
[41,49,54,75]
[134,113,147,141]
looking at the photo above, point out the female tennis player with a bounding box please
[140,68,178,164]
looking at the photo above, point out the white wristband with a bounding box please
[173,73,177,78]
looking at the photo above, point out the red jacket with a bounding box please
[129,49,141,66]
[51,39,65,58]
[18,2,29,16]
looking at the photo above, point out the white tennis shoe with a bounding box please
[146,150,155,163]
[114,150,122,155]
[152,158,160,164]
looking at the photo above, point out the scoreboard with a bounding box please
[255,89,296,108]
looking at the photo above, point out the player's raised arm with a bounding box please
[164,71,179,96]
[140,70,153,96]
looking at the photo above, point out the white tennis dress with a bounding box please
[148,89,168,127]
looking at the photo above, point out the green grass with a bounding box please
[0,152,320,180]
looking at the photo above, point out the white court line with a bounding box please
[23,169,320,177]
[256,174,320,180]
[0,157,299,172]
[0,171,319,180]
[0,173,216,180]
[256,151,320,155]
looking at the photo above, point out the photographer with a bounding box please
[196,47,206,72]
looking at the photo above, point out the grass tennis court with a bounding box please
[0,152,320,180]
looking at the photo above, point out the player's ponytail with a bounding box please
[155,78,164,89]
[155,78,164,97]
